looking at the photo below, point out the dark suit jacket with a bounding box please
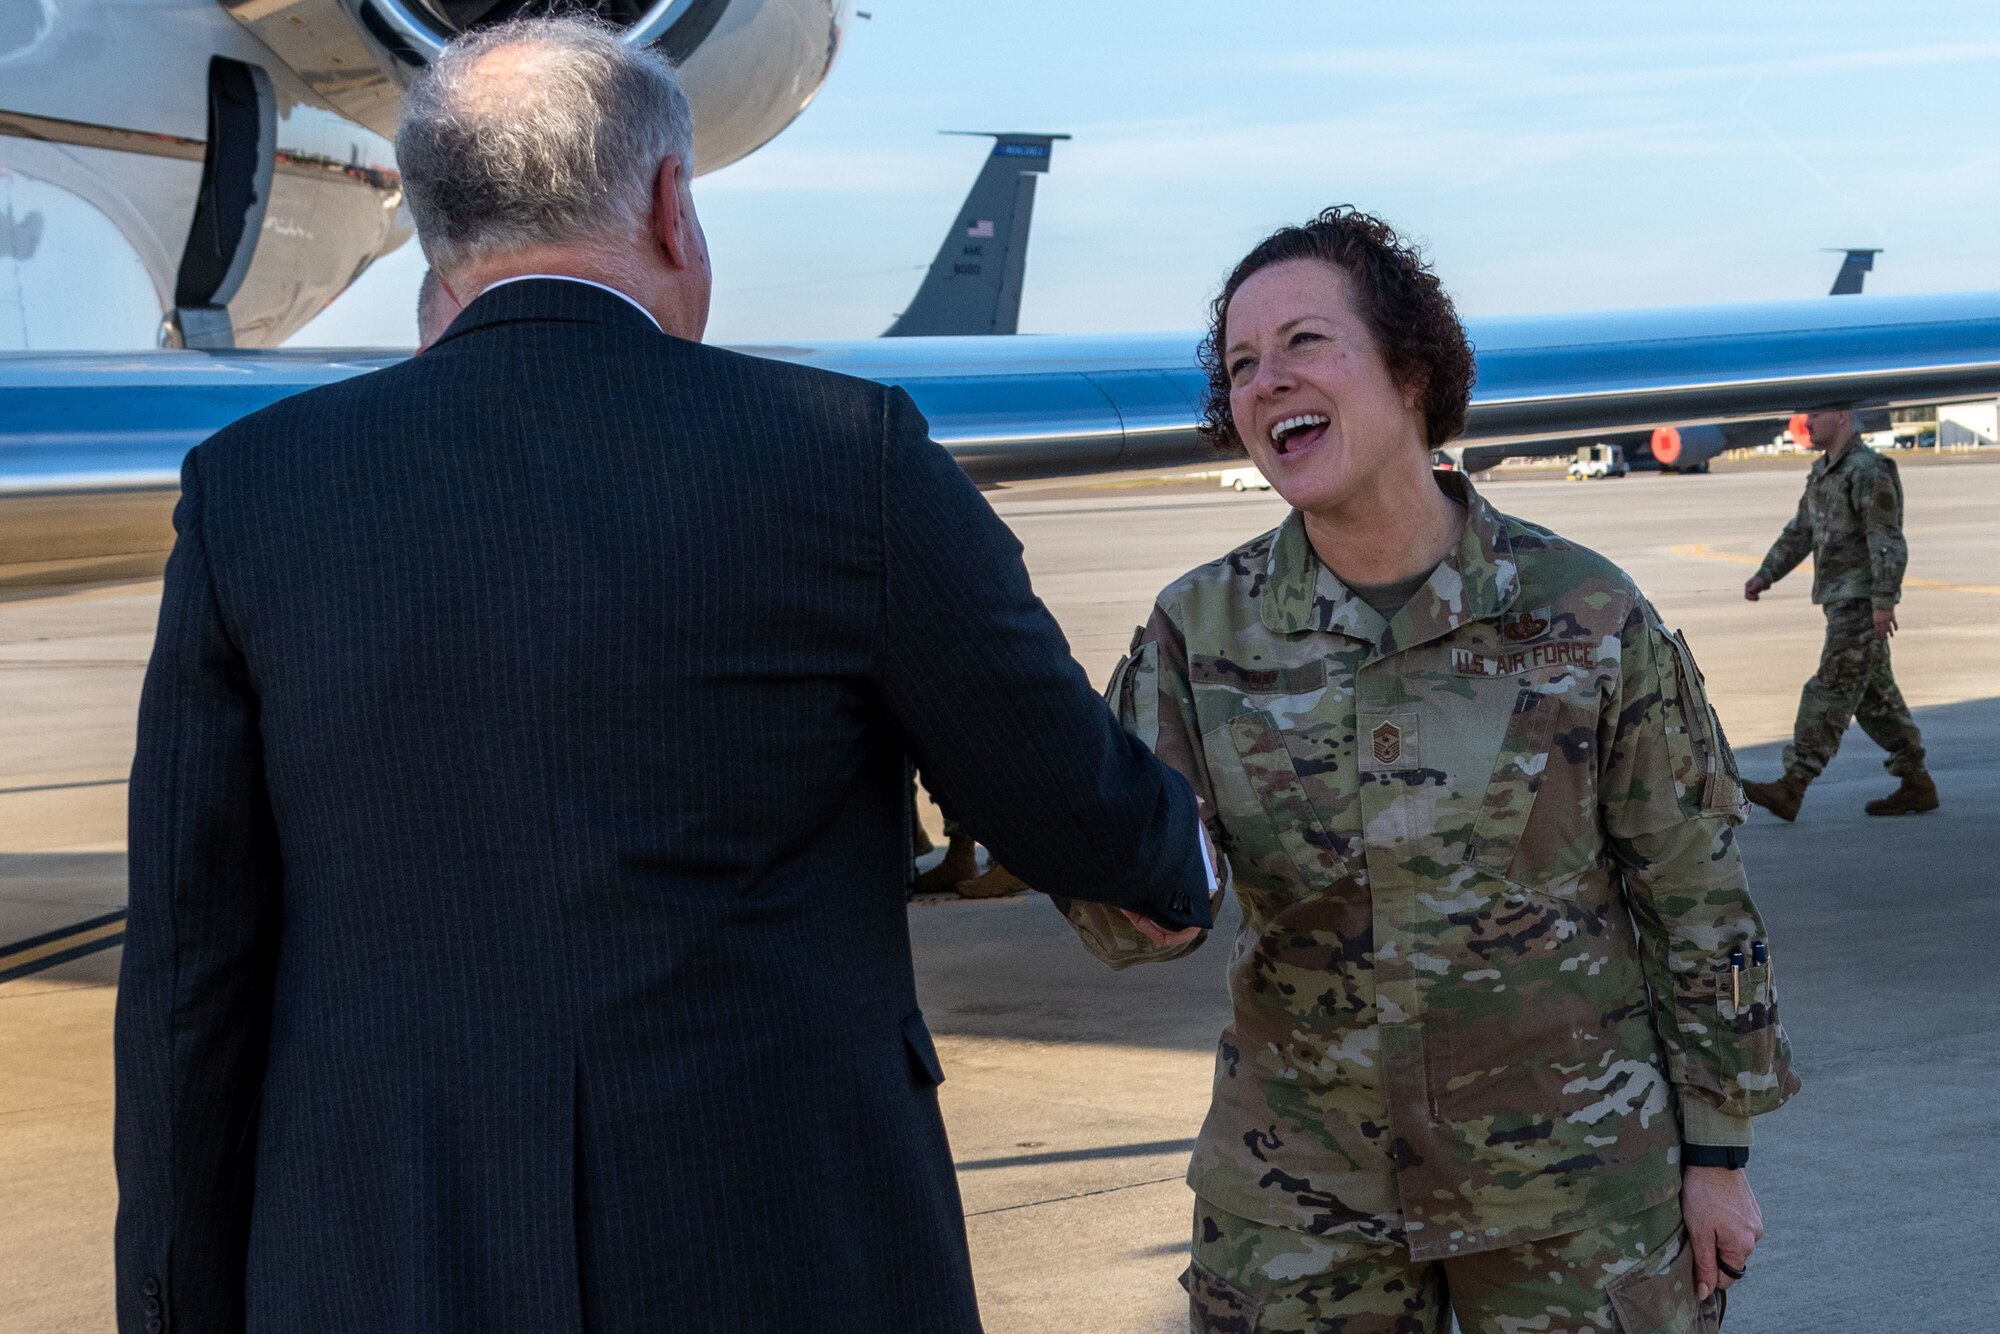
[114,279,1212,1334]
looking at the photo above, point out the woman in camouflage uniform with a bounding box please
[1058,209,1799,1333]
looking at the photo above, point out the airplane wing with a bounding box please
[7,290,2000,585]
[773,290,2000,477]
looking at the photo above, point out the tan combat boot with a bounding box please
[1865,771,1940,816]
[1742,771,1809,822]
[913,832,978,893]
[956,862,1028,900]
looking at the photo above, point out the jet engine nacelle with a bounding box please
[224,0,849,174]
[0,0,845,352]
[1647,423,1731,473]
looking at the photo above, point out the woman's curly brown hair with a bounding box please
[1198,206,1475,453]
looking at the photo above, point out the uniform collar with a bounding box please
[1259,470,1521,658]
[1813,439,1863,478]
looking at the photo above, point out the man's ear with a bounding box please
[651,155,692,270]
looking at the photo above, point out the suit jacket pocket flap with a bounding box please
[902,1010,945,1087]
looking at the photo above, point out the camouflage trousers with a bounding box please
[1782,598,1925,781]
[1185,1196,1724,1334]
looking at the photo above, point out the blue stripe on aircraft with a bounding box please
[5,291,2000,492]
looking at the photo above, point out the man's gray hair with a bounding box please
[396,17,695,272]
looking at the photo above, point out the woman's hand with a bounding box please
[1118,909,1201,949]
[1118,815,1216,947]
[1683,1166,1763,1301]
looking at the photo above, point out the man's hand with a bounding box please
[1743,575,1768,602]
[1873,607,1897,638]
[1119,909,1200,949]
[1683,1165,1763,1301]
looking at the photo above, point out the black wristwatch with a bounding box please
[1682,1143,1750,1169]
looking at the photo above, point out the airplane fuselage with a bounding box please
[4,0,413,349]
[1,0,849,351]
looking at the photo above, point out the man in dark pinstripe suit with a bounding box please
[114,19,1213,1334]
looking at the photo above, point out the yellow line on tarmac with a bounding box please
[1669,544,2000,597]
[0,919,124,973]
[1670,543,1762,568]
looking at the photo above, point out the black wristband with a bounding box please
[1682,1143,1750,1169]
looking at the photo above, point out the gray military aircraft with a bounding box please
[5,3,2000,589]
[1828,247,1885,298]
[886,133,1068,337]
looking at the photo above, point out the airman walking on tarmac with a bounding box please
[1741,408,1938,820]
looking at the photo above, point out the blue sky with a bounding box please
[289,0,2000,347]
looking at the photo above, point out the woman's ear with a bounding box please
[1399,365,1430,412]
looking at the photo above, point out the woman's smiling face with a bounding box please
[1223,258,1428,516]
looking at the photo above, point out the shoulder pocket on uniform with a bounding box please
[1660,629,1744,819]
[1106,638,1163,749]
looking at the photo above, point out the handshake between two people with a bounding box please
[1121,908,1203,949]
[1120,808,1219,948]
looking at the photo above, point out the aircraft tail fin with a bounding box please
[1825,248,1883,296]
[885,132,1069,336]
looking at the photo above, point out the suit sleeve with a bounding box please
[876,389,1211,929]
[1755,491,1813,587]
[1599,599,1800,1127]
[1057,604,1228,967]
[115,446,283,1333]
[1861,460,1908,610]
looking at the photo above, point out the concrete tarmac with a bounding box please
[2,453,1995,1331]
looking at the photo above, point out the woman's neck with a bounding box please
[1300,460,1466,588]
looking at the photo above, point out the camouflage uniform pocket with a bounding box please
[1605,1227,1723,1333]
[1465,685,1565,883]
[1666,958,1782,1114]
[1205,713,1339,891]
[1181,1259,1266,1334]
[1694,962,1780,1113]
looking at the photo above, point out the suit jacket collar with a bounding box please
[432,276,664,348]
[1259,470,1521,660]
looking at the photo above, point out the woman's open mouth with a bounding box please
[1268,412,1330,460]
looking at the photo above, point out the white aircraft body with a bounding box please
[1,0,847,350]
